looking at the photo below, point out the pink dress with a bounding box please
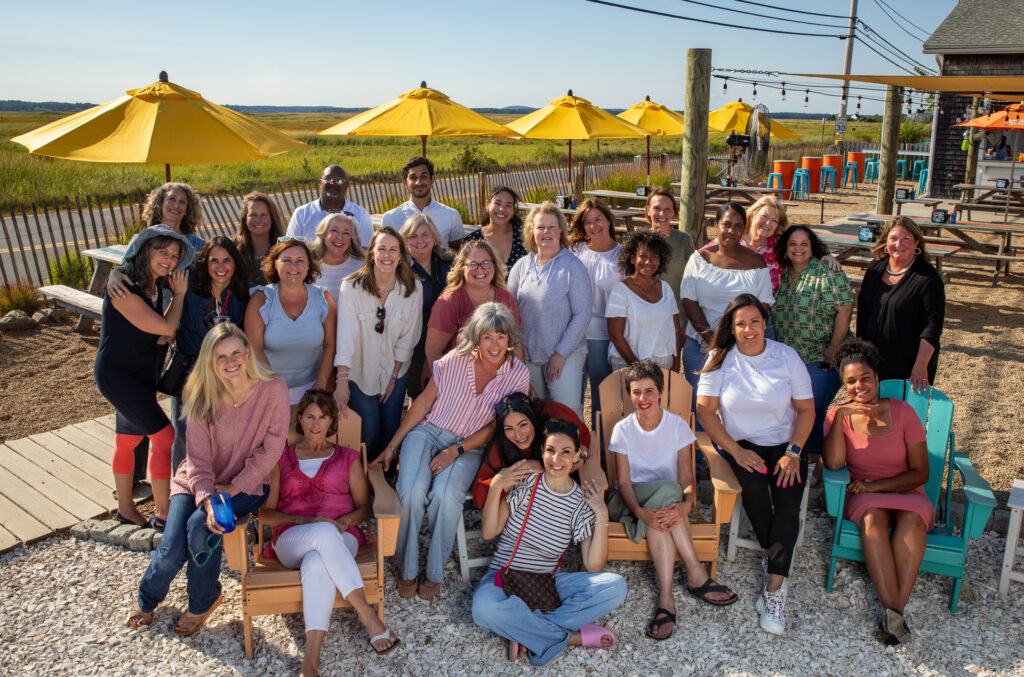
[824,399,935,529]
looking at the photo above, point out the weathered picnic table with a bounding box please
[581,189,650,209]
[518,201,644,231]
[893,197,941,214]
[37,244,126,333]
[952,183,1024,221]
[812,228,959,277]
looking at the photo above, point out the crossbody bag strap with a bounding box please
[503,473,542,570]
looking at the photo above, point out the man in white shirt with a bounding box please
[381,156,464,251]
[286,164,374,247]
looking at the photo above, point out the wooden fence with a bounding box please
[0,157,666,288]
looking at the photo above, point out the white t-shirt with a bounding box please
[696,339,813,446]
[679,252,774,342]
[605,280,678,361]
[315,258,363,306]
[286,199,374,250]
[571,242,622,341]
[608,410,696,484]
[381,198,465,249]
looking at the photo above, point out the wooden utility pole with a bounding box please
[680,48,710,243]
[876,85,902,215]
[963,96,980,200]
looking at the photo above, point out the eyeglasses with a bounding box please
[279,235,307,243]
[494,392,531,417]
[322,176,348,185]
[375,306,386,334]
[466,260,493,271]
[544,418,579,440]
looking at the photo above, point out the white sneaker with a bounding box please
[755,585,787,635]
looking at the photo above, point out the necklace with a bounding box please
[886,256,914,276]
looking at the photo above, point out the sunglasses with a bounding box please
[279,235,307,243]
[375,306,386,334]
[494,392,531,417]
[544,418,579,441]
[322,175,349,185]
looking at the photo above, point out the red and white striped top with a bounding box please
[425,351,530,438]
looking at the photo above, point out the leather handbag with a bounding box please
[155,347,196,399]
[495,474,562,611]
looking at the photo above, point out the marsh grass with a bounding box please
[0,282,45,315]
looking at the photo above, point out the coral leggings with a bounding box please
[112,425,174,479]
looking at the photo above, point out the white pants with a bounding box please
[274,522,363,633]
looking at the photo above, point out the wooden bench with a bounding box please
[953,201,1024,220]
[37,285,103,322]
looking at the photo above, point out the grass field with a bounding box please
[0,111,886,208]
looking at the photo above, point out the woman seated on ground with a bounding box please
[696,294,814,636]
[127,322,289,636]
[471,392,592,509]
[463,186,528,271]
[168,236,250,475]
[824,338,932,646]
[376,303,529,600]
[94,225,195,528]
[245,238,336,408]
[608,360,737,641]
[311,213,364,305]
[472,419,626,666]
[606,230,679,373]
[260,389,399,672]
[235,191,285,285]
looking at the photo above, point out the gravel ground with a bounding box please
[2,506,1023,676]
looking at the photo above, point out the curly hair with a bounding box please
[191,236,251,300]
[444,239,506,293]
[235,192,285,260]
[568,199,618,247]
[617,230,671,277]
[262,239,321,285]
[831,337,883,375]
[773,225,829,269]
[141,183,202,235]
[294,389,340,438]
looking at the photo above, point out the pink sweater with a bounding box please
[172,377,290,506]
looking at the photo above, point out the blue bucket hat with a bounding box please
[123,224,197,271]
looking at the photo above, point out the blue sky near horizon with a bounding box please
[1,0,954,116]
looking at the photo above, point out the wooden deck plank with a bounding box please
[94,413,117,431]
[0,481,65,538]
[0,523,20,553]
[27,431,113,488]
[50,425,110,464]
[5,438,114,510]
[0,445,104,520]
[74,419,116,447]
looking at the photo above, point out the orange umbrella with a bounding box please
[955,103,1024,220]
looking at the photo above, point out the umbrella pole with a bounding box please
[165,164,171,182]
[1004,154,1017,223]
[646,136,651,185]
[568,140,573,192]
[421,136,427,157]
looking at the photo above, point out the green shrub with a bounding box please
[900,119,929,144]
[531,144,566,164]
[451,147,498,173]
[599,171,675,193]
[48,251,94,289]
[115,220,147,245]
[523,187,557,204]
[449,201,474,225]
[0,282,45,315]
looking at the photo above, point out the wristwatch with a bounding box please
[455,442,465,456]
[784,443,802,459]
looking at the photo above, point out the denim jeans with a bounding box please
[394,423,483,583]
[472,570,627,666]
[584,339,612,429]
[804,360,841,455]
[348,375,408,465]
[682,337,706,428]
[526,344,588,421]
[170,397,187,476]
[137,487,268,614]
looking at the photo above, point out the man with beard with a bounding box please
[287,165,374,247]
[381,156,464,251]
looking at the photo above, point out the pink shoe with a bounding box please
[579,623,616,648]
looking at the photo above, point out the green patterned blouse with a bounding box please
[774,257,854,363]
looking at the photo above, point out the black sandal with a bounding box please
[146,516,166,533]
[687,578,738,606]
[646,607,676,641]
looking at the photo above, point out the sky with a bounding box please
[0,0,956,116]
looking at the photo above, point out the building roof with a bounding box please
[923,0,1024,54]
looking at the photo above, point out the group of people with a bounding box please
[93,157,946,671]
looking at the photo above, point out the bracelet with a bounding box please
[391,375,399,381]
[594,520,609,526]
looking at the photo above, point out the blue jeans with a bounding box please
[137,487,268,614]
[348,375,408,465]
[472,570,627,666]
[527,344,588,421]
[394,423,484,583]
[805,360,841,455]
[682,337,705,427]
[584,339,612,429]
[170,397,187,476]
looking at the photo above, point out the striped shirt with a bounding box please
[424,351,530,438]
[488,473,595,573]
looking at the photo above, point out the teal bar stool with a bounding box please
[767,172,786,198]
[863,159,879,184]
[896,158,908,180]
[918,168,929,196]
[913,160,927,180]
[792,169,810,200]
[820,166,838,194]
[842,162,859,189]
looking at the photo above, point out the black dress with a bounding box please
[856,256,945,382]
[93,285,171,435]
[464,222,528,272]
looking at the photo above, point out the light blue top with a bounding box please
[258,283,329,392]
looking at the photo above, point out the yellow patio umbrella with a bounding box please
[507,90,649,186]
[318,82,518,156]
[618,95,686,183]
[708,100,800,140]
[11,72,308,181]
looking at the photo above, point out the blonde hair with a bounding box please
[182,322,277,425]
[455,302,521,356]
[523,201,569,253]
[746,195,789,239]
[399,213,453,263]
[443,239,507,294]
[310,213,364,261]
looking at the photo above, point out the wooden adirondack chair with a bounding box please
[580,368,740,578]
[222,411,402,658]
[823,381,997,612]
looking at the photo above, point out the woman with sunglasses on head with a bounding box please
[472,419,625,666]
[245,238,336,411]
[235,191,286,285]
[335,226,422,465]
[377,302,529,600]
[311,213,365,306]
[464,186,528,270]
[471,393,592,510]
[127,322,288,637]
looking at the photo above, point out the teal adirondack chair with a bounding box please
[823,380,997,612]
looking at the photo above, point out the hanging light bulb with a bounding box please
[752,85,757,101]
[856,96,862,114]
[781,82,786,102]
[722,78,728,96]
[804,90,809,108]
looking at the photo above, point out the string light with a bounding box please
[781,82,786,102]
[722,77,728,96]
[804,89,809,108]
[752,85,757,101]
[856,96,862,113]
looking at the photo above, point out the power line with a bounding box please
[583,0,851,38]
[871,0,930,42]
[676,0,850,29]
[730,0,848,19]
[874,0,933,38]
[853,35,919,75]
[858,25,936,73]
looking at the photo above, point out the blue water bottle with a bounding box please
[210,492,235,533]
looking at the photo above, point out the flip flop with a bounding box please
[125,605,154,628]
[579,623,615,648]
[646,607,676,641]
[369,629,400,655]
[146,516,166,533]
[173,593,222,637]
[507,640,525,662]
[115,511,145,527]
[687,578,739,606]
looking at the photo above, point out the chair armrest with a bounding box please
[822,466,850,517]
[368,465,401,519]
[696,432,740,494]
[580,430,608,493]
[953,453,997,539]
[223,515,251,573]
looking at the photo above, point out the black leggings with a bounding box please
[723,440,808,577]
